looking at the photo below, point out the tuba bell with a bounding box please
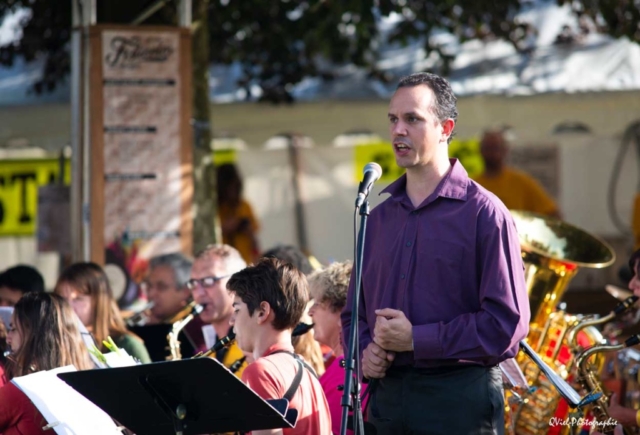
[509,210,616,435]
[511,210,616,344]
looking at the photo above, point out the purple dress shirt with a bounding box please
[341,159,530,368]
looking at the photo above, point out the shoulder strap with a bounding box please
[283,359,304,402]
[269,350,318,402]
[269,350,318,378]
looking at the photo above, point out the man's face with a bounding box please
[56,282,93,327]
[230,295,258,354]
[480,132,508,172]
[190,256,234,326]
[388,85,450,170]
[144,265,190,322]
[0,286,23,307]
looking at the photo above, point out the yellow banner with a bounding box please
[449,137,484,179]
[0,159,71,236]
[354,138,484,183]
[212,149,237,166]
[354,142,404,183]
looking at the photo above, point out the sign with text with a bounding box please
[0,159,70,236]
[88,25,192,273]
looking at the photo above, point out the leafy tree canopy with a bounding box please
[0,0,638,103]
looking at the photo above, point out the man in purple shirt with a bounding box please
[341,72,530,435]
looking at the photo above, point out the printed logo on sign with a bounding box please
[105,36,174,69]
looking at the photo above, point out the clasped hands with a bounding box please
[362,308,413,380]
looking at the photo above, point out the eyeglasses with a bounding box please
[186,275,230,290]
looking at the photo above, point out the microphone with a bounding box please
[355,163,383,208]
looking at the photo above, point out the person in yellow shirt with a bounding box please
[217,163,260,265]
[474,129,560,217]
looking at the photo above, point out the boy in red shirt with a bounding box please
[227,258,332,435]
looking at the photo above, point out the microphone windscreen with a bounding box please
[364,162,383,180]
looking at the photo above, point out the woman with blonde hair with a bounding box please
[308,260,353,435]
[55,262,151,363]
[0,292,94,434]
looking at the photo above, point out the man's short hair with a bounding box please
[149,253,193,289]
[261,244,313,275]
[0,265,45,294]
[227,257,308,331]
[195,244,247,276]
[397,72,458,143]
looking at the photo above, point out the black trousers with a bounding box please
[367,365,504,435]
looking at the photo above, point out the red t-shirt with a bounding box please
[0,382,55,435]
[242,343,332,435]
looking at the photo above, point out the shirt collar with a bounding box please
[381,158,469,205]
[262,342,295,358]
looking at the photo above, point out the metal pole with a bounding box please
[70,25,83,262]
[178,0,192,27]
[81,10,91,261]
[71,0,96,262]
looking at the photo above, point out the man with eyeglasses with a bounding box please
[143,253,194,325]
[189,244,248,376]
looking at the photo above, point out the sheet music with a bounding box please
[499,358,528,389]
[0,306,13,329]
[12,366,122,435]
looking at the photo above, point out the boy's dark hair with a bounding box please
[397,72,458,143]
[227,257,308,331]
[0,265,45,294]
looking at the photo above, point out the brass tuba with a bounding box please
[509,210,616,435]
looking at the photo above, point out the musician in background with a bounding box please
[308,260,353,435]
[593,248,640,434]
[228,257,332,435]
[217,163,261,265]
[473,128,560,217]
[0,265,45,307]
[0,292,93,434]
[190,244,247,376]
[142,253,194,325]
[341,72,530,434]
[263,244,326,375]
[55,262,151,364]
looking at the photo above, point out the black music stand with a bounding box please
[58,358,297,435]
[128,323,204,362]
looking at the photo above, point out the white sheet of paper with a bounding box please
[499,358,529,389]
[202,324,217,349]
[12,366,122,435]
[0,306,13,329]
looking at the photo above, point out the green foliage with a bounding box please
[1,0,639,102]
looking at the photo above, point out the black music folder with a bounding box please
[58,358,297,435]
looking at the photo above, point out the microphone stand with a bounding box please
[340,200,370,435]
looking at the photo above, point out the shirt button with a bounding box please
[406,241,412,247]
[401,273,406,279]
